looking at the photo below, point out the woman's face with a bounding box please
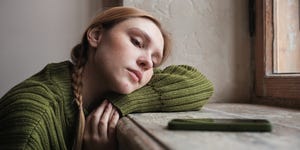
[91,17,164,94]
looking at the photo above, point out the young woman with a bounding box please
[0,7,213,150]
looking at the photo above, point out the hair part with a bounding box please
[70,6,171,150]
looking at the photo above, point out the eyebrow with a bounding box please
[127,27,151,43]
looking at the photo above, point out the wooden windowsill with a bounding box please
[116,103,300,150]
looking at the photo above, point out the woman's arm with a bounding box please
[108,65,214,116]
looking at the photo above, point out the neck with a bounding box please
[81,61,107,110]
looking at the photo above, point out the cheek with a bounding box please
[142,70,153,86]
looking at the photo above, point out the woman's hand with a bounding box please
[83,100,120,150]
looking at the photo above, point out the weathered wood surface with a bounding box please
[117,103,300,150]
[117,117,165,150]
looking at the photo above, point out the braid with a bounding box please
[71,44,87,150]
[72,63,84,108]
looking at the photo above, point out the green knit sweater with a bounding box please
[0,61,213,150]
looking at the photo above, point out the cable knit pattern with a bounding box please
[0,61,213,149]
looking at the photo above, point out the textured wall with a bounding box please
[124,0,252,102]
[0,0,252,103]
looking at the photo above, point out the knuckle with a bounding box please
[91,114,98,120]
[109,124,116,130]
[104,107,110,114]
[91,135,99,141]
[83,134,89,141]
[83,135,96,142]
[99,119,107,127]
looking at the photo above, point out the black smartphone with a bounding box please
[168,118,272,132]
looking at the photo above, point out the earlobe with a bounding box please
[87,27,102,48]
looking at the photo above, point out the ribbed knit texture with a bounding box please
[107,65,214,115]
[0,61,213,149]
[0,61,76,150]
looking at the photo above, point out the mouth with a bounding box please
[127,69,142,82]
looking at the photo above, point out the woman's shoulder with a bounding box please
[30,60,72,82]
[0,61,76,143]
[1,61,73,108]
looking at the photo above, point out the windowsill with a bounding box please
[116,103,300,150]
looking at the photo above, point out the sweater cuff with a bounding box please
[106,86,160,116]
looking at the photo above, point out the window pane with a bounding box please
[273,0,300,73]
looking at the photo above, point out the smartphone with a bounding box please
[167,118,272,132]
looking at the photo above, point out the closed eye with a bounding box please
[131,38,143,48]
[152,61,157,67]
[152,55,162,67]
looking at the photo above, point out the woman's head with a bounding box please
[71,6,171,94]
[71,6,171,68]
[88,17,165,94]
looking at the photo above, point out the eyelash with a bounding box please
[131,38,143,48]
[152,62,158,67]
[152,57,159,67]
[131,37,160,67]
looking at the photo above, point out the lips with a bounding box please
[127,69,142,82]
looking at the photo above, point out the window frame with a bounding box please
[253,0,300,108]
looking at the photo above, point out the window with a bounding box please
[273,0,300,73]
[254,0,300,108]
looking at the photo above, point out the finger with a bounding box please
[98,102,113,138]
[86,100,108,134]
[109,107,118,122]
[108,110,120,139]
[109,106,115,121]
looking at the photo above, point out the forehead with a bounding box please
[112,17,164,52]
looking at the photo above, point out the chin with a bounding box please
[117,88,134,95]
[113,78,141,94]
[119,90,132,94]
[114,84,136,95]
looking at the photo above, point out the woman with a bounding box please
[0,7,213,150]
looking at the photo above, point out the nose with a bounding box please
[137,53,153,71]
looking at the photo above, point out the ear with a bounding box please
[87,27,102,48]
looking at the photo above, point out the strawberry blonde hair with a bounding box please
[70,6,171,149]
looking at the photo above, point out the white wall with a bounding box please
[0,0,103,97]
[124,0,252,103]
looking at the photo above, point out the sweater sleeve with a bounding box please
[108,65,214,116]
